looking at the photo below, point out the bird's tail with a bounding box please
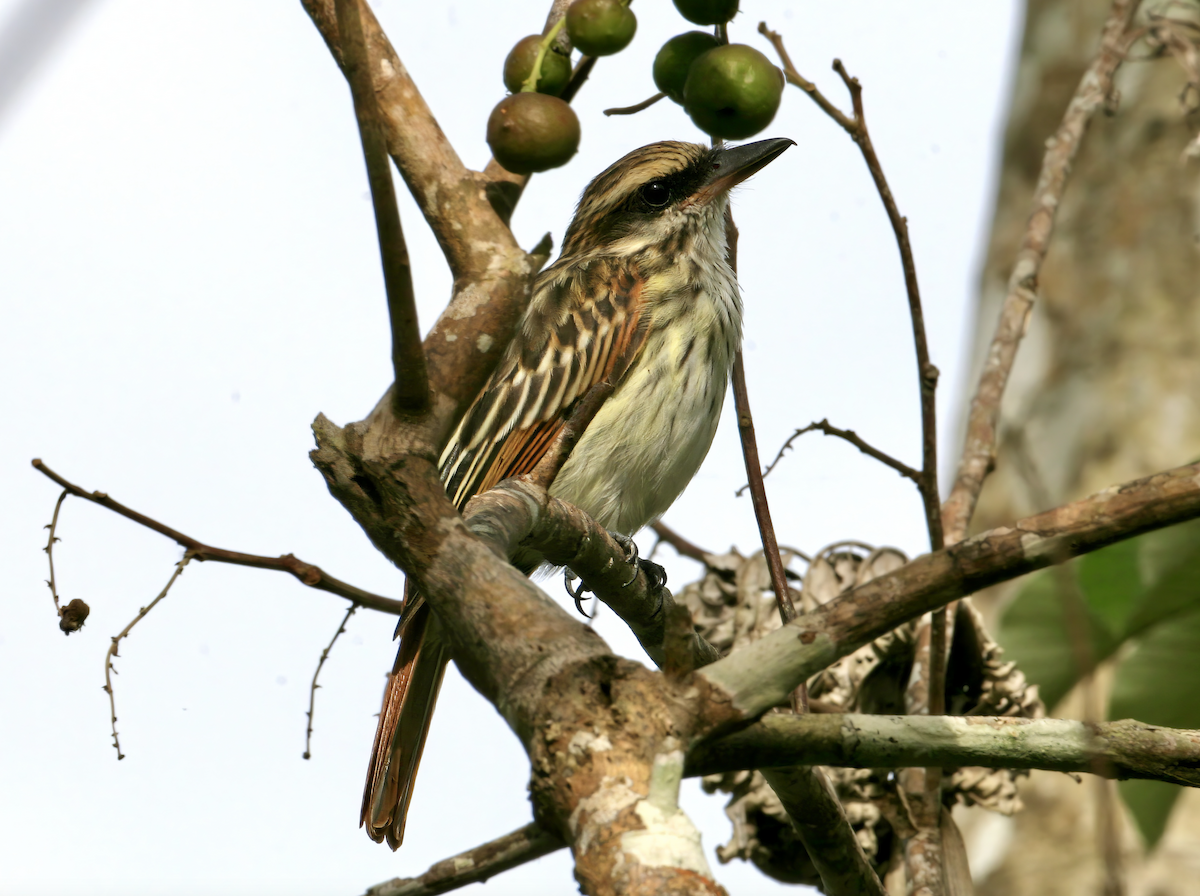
[360,596,447,849]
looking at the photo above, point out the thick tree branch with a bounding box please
[332,0,428,413]
[940,0,1142,545]
[302,0,515,279]
[695,461,1200,733]
[362,822,564,896]
[303,0,533,448]
[311,416,607,743]
[687,714,1200,788]
[312,418,722,893]
[31,459,404,615]
[462,478,721,670]
[760,766,888,896]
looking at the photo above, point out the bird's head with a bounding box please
[561,137,795,258]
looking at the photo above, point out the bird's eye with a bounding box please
[640,181,671,208]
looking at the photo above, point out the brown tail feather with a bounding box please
[361,598,448,849]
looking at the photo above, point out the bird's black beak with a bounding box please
[703,137,796,197]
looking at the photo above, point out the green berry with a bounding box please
[503,35,572,96]
[566,0,636,57]
[486,93,581,175]
[672,0,738,26]
[683,44,784,140]
[653,31,719,104]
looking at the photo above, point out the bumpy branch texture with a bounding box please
[31,459,404,614]
[687,715,1200,787]
[303,0,536,451]
[696,462,1200,732]
[364,822,564,896]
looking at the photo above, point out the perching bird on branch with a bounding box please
[362,137,794,848]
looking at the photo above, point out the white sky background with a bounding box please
[0,1,1021,893]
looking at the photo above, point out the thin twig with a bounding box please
[724,206,806,721]
[304,603,358,760]
[31,459,404,615]
[526,383,614,490]
[559,54,597,104]
[724,216,798,631]
[603,92,666,116]
[43,488,68,618]
[939,0,1143,546]
[104,555,192,759]
[650,521,711,564]
[333,0,428,414]
[761,25,947,743]
[738,418,921,496]
[362,821,564,896]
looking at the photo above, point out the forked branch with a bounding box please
[31,459,403,615]
[940,0,1143,545]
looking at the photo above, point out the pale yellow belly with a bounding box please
[550,322,736,535]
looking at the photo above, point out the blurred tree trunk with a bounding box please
[961,0,1200,892]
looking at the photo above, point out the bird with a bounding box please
[361,136,794,848]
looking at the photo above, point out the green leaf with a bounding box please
[1117,780,1179,850]
[1123,519,1200,638]
[1077,537,1142,635]
[1109,605,1200,848]
[995,570,1118,711]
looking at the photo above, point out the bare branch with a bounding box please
[695,460,1200,731]
[303,603,357,760]
[726,216,798,631]
[332,0,428,413]
[103,555,192,760]
[301,0,516,279]
[687,714,1200,787]
[732,355,801,626]
[740,418,921,496]
[650,520,712,564]
[761,765,888,896]
[463,478,722,670]
[760,24,943,550]
[603,92,666,116]
[42,488,67,621]
[363,822,564,896]
[31,459,404,615]
[940,0,1143,545]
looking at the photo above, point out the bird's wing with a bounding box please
[442,259,651,506]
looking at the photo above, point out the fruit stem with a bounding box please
[521,17,567,94]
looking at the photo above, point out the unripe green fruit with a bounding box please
[566,0,636,57]
[683,44,784,140]
[486,93,581,175]
[653,31,719,104]
[503,35,572,96]
[672,0,738,26]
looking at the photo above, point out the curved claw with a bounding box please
[564,569,593,618]
[610,533,640,588]
[639,559,668,592]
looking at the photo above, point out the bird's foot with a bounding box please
[563,569,593,618]
[610,533,667,591]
